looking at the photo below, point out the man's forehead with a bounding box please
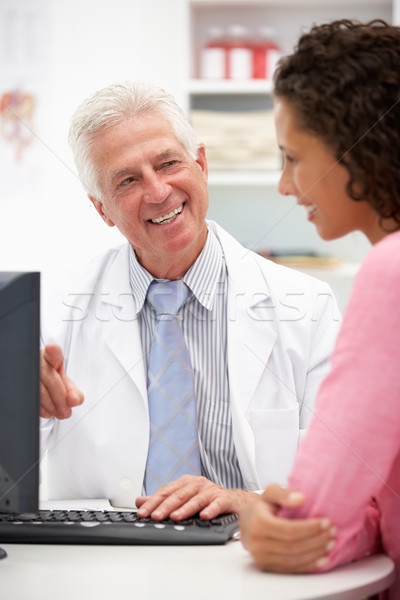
[99,128,184,160]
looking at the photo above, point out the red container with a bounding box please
[226,25,253,80]
[200,27,228,79]
[253,27,282,80]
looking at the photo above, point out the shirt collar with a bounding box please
[129,227,224,313]
[129,249,153,314]
[183,228,224,311]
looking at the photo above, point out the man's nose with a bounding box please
[142,171,170,203]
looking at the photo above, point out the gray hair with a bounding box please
[68,81,201,198]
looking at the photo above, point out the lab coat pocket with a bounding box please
[249,407,300,488]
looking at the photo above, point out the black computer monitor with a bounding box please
[0,272,40,516]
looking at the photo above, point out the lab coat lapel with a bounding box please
[212,222,278,413]
[212,222,278,489]
[99,245,148,405]
[227,259,278,415]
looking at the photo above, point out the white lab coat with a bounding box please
[40,222,340,507]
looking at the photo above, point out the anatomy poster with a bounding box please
[0,0,49,190]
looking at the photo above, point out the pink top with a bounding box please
[280,230,400,598]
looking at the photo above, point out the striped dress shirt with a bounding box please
[129,228,245,491]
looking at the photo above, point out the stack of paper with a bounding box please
[190,108,281,171]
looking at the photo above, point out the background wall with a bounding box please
[0,0,378,281]
[1,0,188,275]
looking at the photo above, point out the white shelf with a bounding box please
[185,0,398,275]
[185,79,273,95]
[190,0,391,6]
[208,170,280,186]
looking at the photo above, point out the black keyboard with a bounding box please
[0,509,239,545]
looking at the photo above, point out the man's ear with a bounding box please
[195,144,208,183]
[88,195,115,227]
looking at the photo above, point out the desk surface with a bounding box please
[0,542,395,600]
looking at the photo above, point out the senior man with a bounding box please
[40,81,339,531]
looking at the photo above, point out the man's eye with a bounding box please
[120,177,135,186]
[161,160,178,169]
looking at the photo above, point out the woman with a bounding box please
[240,19,400,598]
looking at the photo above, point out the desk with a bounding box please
[0,542,394,600]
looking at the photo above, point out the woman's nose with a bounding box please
[278,167,296,197]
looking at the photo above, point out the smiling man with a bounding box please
[88,113,209,280]
[40,81,340,528]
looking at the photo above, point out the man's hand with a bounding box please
[136,475,258,521]
[40,343,84,419]
[239,484,336,574]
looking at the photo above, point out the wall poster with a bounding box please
[0,0,49,192]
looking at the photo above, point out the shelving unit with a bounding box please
[185,0,394,183]
[183,0,397,311]
[184,79,273,95]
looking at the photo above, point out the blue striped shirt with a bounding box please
[129,228,245,490]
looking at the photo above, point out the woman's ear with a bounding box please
[88,195,115,227]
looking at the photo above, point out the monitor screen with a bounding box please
[0,272,40,514]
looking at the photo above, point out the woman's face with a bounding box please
[274,98,380,244]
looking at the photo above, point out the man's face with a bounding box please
[89,113,209,279]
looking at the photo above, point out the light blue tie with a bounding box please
[145,279,201,495]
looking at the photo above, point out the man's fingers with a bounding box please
[137,477,256,522]
[42,343,65,373]
[40,355,71,419]
[40,344,83,419]
[135,496,149,509]
[40,381,71,419]
[169,488,221,521]
[64,376,84,408]
[135,484,183,517]
[43,344,83,406]
[198,495,233,520]
[170,487,257,521]
[136,476,230,521]
[137,476,207,520]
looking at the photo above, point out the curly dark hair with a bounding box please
[273,19,400,228]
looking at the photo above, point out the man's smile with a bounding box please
[150,204,183,224]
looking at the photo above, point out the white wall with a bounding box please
[2,0,187,276]
[1,0,376,281]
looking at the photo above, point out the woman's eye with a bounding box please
[284,155,296,166]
